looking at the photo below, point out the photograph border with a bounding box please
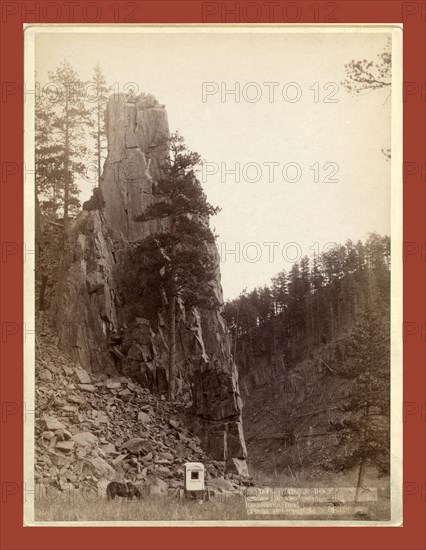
[23,22,403,528]
[0,1,424,549]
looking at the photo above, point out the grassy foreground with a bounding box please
[35,493,248,522]
[35,488,390,523]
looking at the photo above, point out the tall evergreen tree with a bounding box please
[35,81,64,220]
[286,263,305,333]
[257,286,274,324]
[47,60,90,225]
[329,307,390,495]
[271,270,288,314]
[88,64,108,185]
[135,132,220,400]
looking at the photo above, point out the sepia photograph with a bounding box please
[24,24,402,526]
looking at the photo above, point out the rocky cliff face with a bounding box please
[51,93,247,476]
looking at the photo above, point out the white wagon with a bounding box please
[184,462,206,500]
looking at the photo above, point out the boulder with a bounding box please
[112,453,128,466]
[168,419,179,429]
[122,438,147,453]
[102,443,116,454]
[41,417,66,431]
[67,394,86,405]
[137,411,151,424]
[105,380,122,390]
[157,451,174,463]
[75,368,91,384]
[149,478,168,496]
[73,432,98,446]
[62,365,74,376]
[88,456,116,479]
[55,429,72,441]
[78,384,96,392]
[140,404,154,415]
[206,477,236,493]
[55,440,75,452]
[141,452,153,464]
[39,369,52,382]
[44,362,58,374]
[225,458,249,478]
[157,466,171,476]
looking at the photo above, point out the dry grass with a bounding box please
[35,472,390,523]
[246,467,391,522]
[35,495,390,523]
[35,492,248,522]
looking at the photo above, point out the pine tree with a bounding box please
[365,233,391,304]
[287,263,304,334]
[231,290,258,345]
[47,60,90,226]
[271,270,288,314]
[257,286,274,324]
[311,253,325,342]
[135,132,220,400]
[329,307,390,493]
[35,79,64,220]
[88,64,108,185]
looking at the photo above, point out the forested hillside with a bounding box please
[224,233,390,480]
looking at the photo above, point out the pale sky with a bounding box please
[33,27,394,300]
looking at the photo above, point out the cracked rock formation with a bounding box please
[51,93,248,475]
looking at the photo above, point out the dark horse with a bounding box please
[106,481,142,501]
